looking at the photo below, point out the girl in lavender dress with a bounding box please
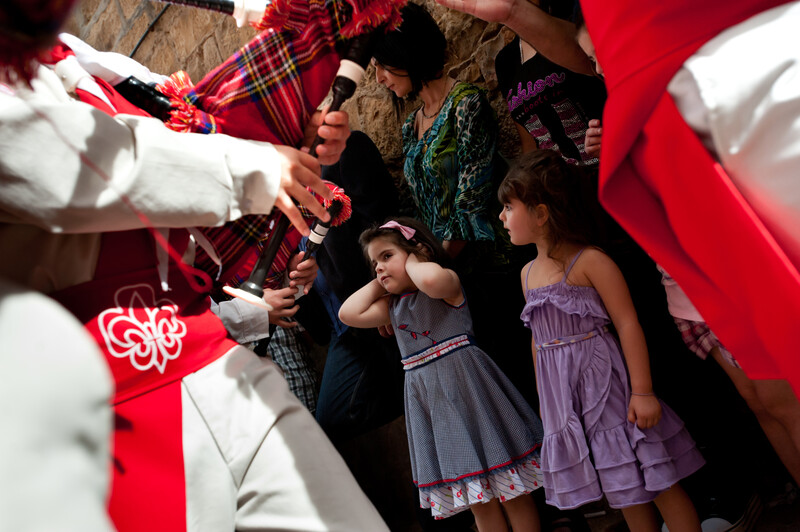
[498,149,705,532]
[339,217,544,531]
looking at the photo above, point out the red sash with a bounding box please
[53,229,238,532]
[46,44,239,531]
[54,230,238,405]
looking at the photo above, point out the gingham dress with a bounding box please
[390,290,544,519]
[521,249,705,510]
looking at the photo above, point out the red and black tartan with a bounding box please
[158,0,405,292]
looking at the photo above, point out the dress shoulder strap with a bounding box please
[524,260,535,291]
[563,248,585,281]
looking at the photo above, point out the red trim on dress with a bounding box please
[414,443,542,488]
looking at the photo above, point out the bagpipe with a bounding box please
[124,0,405,305]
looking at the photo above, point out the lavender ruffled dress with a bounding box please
[390,290,544,519]
[520,250,705,509]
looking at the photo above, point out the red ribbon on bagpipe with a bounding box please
[145,0,405,303]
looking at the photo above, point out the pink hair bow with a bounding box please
[380,220,416,240]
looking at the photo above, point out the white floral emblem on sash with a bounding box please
[99,284,187,373]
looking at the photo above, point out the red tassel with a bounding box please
[340,0,407,37]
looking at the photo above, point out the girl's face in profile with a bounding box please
[500,198,545,246]
[367,236,415,294]
[373,60,413,98]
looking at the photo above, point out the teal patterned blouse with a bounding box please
[401,82,499,243]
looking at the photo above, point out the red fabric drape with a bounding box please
[580,0,800,394]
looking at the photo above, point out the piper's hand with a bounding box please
[627,394,662,429]
[264,287,300,327]
[273,145,332,235]
[287,251,318,294]
[435,0,517,23]
[303,107,351,165]
[584,119,602,159]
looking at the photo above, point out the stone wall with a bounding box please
[66,0,520,187]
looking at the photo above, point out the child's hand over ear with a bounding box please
[628,394,662,429]
[413,242,433,261]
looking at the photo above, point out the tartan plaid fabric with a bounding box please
[193,182,348,291]
[194,212,281,291]
[193,198,319,291]
[674,317,741,369]
[266,325,320,414]
[159,0,405,145]
[158,0,403,291]
[255,0,405,38]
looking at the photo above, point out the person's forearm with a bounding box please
[616,322,654,394]
[504,3,595,76]
[0,83,281,233]
[405,259,459,299]
[338,279,386,325]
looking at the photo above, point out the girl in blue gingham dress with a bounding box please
[339,218,544,529]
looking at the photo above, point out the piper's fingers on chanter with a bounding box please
[263,287,298,310]
[317,109,350,137]
[280,176,330,226]
[294,253,318,272]
[270,304,299,318]
[286,251,304,273]
[315,112,350,164]
[291,183,330,225]
[290,272,318,290]
[274,192,310,236]
[274,145,332,204]
[290,259,318,284]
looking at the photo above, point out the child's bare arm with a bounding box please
[405,253,462,302]
[338,279,391,328]
[583,249,662,429]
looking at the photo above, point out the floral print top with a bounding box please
[401,82,500,244]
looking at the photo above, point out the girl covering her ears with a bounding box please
[498,150,705,532]
[338,217,545,531]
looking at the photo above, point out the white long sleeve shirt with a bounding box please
[0,64,283,292]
